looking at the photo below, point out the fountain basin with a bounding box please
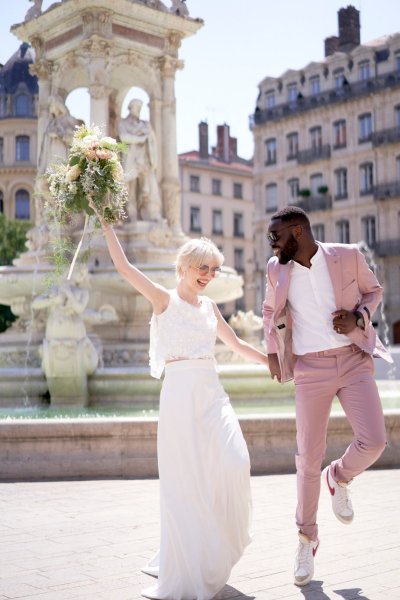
[0,410,399,481]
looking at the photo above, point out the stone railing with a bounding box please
[370,239,400,257]
[297,144,331,165]
[373,181,400,200]
[249,69,400,127]
[372,127,400,146]
[290,194,332,213]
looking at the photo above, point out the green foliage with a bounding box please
[0,214,31,332]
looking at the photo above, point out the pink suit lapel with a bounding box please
[321,245,343,310]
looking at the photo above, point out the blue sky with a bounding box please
[2,0,400,158]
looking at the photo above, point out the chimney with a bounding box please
[324,35,339,57]
[338,5,360,52]
[229,136,237,159]
[324,6,360,57]
[216,124,230,163]
[198,121,208,159]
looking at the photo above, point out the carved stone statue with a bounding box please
[170,0,189,17]
[31,267,117,406]
[38,96,83,175]
[24,0,42,22]
[118,98,162,222]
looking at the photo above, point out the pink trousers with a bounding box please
[294,344,386,541]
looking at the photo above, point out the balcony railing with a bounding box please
[373,181,400,200]
[297,144,331,165]
[249,70,400,127]
[289,194,332,212]
[370,239,400,256]
[371,126,400,146]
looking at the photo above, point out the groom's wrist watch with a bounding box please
[354,311,365,330]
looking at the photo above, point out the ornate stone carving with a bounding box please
[158,55,183,77]
[169,0,189,17]
[118,99,162,222]
[25,0,42,22]
[82,9,113,39]
[161,178,181,234]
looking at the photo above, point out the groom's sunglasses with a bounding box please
[267,224,297,243]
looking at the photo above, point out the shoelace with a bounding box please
[296,540,313,568]
[336,484,353,513]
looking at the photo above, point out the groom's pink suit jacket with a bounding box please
[262,243,393,383]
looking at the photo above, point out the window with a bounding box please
[190,206,201,232]
[15,189,30,220]
[333,120,347,148]
[334,68,345,90]
[358,60,370,81]
[233,182,243,199]
[309,75,320,95]
[265,90,275,108]
[310,173,323,196]
[310,126,322,150]
[287,82,298,102]
[358,113,373,142]
[212,178,222,196]
[16,135,30,161]
[0,137,3,163]
[234,248,244,273]
[395,105,400,128]
[397,155,400,179]
[233,213,244,237]
[396,52,400,74]
[336,219,350,244]
[212,210,223,235]
[335,168,348,200]
[190,175,200,193]
[0,191,3,214]
[266,183,278,213]
[265,138,277,165]
[15,94,30,117]
[288,178,299,202]
[359,163,374,195]
[312,223,325,242]
[362,216,376,247]
[286,132,298,160]
[0,97,5,117]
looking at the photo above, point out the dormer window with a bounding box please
[15,94,31,117]
[309,75,320,95]
[265,90,276,108]
[333,68,345,90]
[287,82,298,102]
[358,60,370,81]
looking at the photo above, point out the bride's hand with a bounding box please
[88,197,109,229]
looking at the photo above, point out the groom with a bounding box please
[262,207,392,586]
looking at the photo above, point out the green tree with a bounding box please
[0,215,31,332]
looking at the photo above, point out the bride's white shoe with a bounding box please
[141,565,159,578]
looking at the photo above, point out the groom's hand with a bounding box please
[332,309,357,334]
[268,353,282,383]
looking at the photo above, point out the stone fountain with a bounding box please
[0,0,243,407]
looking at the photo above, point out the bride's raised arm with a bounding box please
[101,223,169,315]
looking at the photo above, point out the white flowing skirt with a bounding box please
[142,359,252,600]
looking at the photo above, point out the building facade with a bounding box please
[0,43,38,225]
[179,122,256,318]
[251,5,400,343]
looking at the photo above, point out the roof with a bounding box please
[179,150,253,174]
[0,43,38,95]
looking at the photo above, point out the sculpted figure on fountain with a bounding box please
[118,98,162,223]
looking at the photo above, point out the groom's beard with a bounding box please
[278,234,299,265]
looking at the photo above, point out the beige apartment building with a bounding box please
[251,5,400,344]
[0,43,38,224]
[179,122,256,318]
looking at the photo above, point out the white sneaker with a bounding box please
[294,533,319,586]
[322,465,354,524]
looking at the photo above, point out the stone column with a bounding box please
[159,56,183,235]
[89,84,109,133]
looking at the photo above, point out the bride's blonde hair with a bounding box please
[175,237,224,280]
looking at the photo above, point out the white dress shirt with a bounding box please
[287,244,352,355]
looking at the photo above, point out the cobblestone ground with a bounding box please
[0,470,399,599]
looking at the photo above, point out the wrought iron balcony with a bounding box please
[289,194,332,212]
[297,144,331,165]
[250,70,400,127]
[373,181,400,200]
[371,126,400,146]
[370,239,400,256]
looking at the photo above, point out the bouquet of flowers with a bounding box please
[45,124,129,279]
[46,124,128,225]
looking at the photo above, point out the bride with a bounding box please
[99,222,269,600]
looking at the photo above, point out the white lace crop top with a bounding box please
[149,288,218,379]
